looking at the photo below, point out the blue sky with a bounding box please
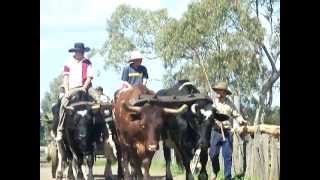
[40,0,279,107]
[40,0,191,101]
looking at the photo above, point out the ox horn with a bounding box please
[163,104,188,114]
[64,101,94,111]
[123,103,142,112]
[191,103,198,114]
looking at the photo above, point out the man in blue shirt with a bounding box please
[121,50,149,88]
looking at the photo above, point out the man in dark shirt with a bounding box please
[121,50,149,88]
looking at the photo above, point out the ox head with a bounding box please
[190,102,229,148]
[124,103,188,152]
[64,101,101,154]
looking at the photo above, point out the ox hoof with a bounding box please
[198,171,208,180]
[105,176,113,180]
[56,171,63,180]
[187,173,194,180]
[87,175,94,180]
[166,177,173,180]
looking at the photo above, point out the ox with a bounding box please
[54,90,115,180]
[113,84,188,180]
[157,80,228,180]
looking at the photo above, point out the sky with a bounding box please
[40,0,279,108]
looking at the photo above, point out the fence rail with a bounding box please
[219,124,280,180]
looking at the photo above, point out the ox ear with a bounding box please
[215,112,230,122]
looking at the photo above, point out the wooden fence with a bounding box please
[217,124,280,180]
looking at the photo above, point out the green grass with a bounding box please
[95,158,107,166]
[94,158,255,180]
[150,159,184,177]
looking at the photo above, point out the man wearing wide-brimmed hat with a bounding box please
[95,86,110,103]
[209,81,247,180]
[55,42,99,141]
[121,50,149,88]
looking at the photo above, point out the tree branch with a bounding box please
[261,43,279,74]
[255,0,259,18]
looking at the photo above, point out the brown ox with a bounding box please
[113,84,188,180]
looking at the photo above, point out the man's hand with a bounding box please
[80,87,87,93]
[215,120,223,129]
[239,119,248,126]
[64,91,71,99]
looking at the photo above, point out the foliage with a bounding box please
[100,4,170,73]
[40,73,63,120]
[99,0,279,124]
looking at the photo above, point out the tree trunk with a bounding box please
[254,104,261,125]
[234,94,241,128]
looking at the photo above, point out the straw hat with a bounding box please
[212,81,232,95]
[128,50,143,62]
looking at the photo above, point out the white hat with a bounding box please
[128,50,143,62]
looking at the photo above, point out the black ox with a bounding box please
[54,91,112,180]
[157,80,228,180]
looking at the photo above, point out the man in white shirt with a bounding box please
[209,82,247,180]
[56,42,98,141]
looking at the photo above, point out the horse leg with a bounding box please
[198,148,209,180]
[163,143,173,180]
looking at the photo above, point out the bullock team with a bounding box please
[50,43,247,180]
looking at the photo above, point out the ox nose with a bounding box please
[147,144,158,152]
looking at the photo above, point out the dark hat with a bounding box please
[212,81,232,95]
[95,86,103,92]
[68,42,90,53]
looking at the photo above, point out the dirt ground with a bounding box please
[40,162,186,180]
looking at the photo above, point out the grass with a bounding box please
[94,158,255,180]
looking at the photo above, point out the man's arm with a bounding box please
[230,101,247,125]
[63,75,69,93]
[83,64,94,91]
[121,66,132,88]
[83,77,93,90]
[142,67,149,86]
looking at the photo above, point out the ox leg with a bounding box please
[74,157,84,180]
[67,161,75,180]
[104,136,116,180]
[86,154,94,180]
[56,142,67,180]
[121,149,130,179]
[104,158,113,180]
[179,149,193,180]
[198,148,208,180]
[142,157,152,180]
[131,158,143,180]
[163,144,173,180]
[115,141,124,179]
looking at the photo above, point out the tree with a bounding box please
[100,4,170,73]
[40,73,63,120]
[99,0,279,124]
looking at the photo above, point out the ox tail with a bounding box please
[174,149,184,170]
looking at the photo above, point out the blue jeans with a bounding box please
[209,128,233,180]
